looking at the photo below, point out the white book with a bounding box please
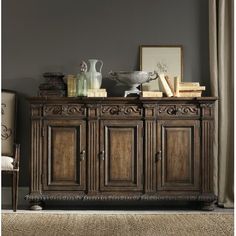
[141,91,163,97]
[174,76,180,97]
[179,86,206,91]
[158,73,173,97]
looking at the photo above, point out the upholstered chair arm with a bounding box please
[13,143,20,169]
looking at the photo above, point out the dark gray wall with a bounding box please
[2,0,209,186]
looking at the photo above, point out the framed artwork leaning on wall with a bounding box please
[140,45,183,91]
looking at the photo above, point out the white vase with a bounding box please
[85,59,103,89]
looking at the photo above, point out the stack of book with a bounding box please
[87,89,107,97]
[158,73,205,97]
[178,82,205,97]
[141,91,163,97]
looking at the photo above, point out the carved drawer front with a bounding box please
[157,104,200,117]
[43,104,86,117]
[101,105,142,117]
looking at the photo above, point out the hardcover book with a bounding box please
[159,73,174,97]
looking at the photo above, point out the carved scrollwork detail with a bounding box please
[43,104,85,116]
[181,106,199,114]
[1,103,13,140]
[1,125,12,140]
[25,193,217,202]
[101,105,142,116]
[1,103,6,115]
[158,105,199,116]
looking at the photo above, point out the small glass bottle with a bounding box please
[77,61,88,97]
[67,75,77,97]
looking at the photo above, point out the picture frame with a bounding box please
[140,45,183,91]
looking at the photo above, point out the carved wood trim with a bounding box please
[25,193,217,201]
[101,105,142,116]
[87,105,100,118]
[157,105,199,116]
[200,103,214,118]
[202,120,213,193]
[43,104,86,116]
[88,120,99,192]
[143,104,156,118]
[28,98,216,208]
[144,120,156,193]
[31,120,42,193]
[31,104,43,117]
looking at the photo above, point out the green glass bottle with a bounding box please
[77,61,88,97]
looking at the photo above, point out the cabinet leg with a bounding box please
[201,201,215,211]
[30,201,43,211]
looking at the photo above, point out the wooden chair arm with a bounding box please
[13,143,20,169]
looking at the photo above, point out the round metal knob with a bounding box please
[156,150,162,161]
[100,151,105,161]
[80,150,85,161]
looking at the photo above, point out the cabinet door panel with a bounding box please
[157,120,200,191]
[43,120,86,191]
[100,120,143,191]
[51,127,77,182]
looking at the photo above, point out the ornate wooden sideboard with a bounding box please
[26,97,217,210]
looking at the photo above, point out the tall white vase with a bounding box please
[86,59,103,89]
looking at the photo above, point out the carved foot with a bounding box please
[30,201,43,211]
[201,201,215,211]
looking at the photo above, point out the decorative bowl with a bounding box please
[109,71,158,89]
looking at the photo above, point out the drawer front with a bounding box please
[157,104,200,117]
[43,104,86,117]
[101,105,142,117]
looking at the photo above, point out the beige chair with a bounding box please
[1,90,20,211]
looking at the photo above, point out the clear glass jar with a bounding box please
[77,72,87,97]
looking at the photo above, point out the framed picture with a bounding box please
[140,45,183,91]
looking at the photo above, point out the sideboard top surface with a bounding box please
[28,96,217,103]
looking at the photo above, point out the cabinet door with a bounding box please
[157,120,200,191]
[100,120,143,191]
[43,119,86,191]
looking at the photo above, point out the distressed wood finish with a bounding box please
[143,104,156,193]
[101,105,142,117]
[30,104,43,210]
[43,104,86,116]
[26,97,217,210]
[157,104,200,117]
[43,119,86,191]
[87,104,100,193]
[157,120,200,191]
[200,103,215,195]
[100,120,143,191]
